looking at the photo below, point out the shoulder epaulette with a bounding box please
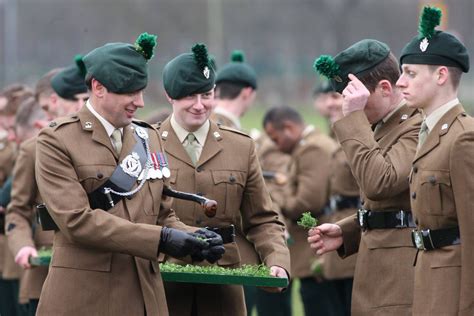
[218,125,251,138]
[48,114,79,131]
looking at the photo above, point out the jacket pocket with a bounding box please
[429,246,461,268]
[51,246,112,272]
[76,164,115,194]
[419,170,452,216]
[211,170,246,218]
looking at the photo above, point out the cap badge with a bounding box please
[420,38,429,52]
[203,66,210,79]
[441,123,448,130]
[85,122,92,129]
[334,75,342,83]
[161,131,168,140]
[401,114,408,121]
[135,126,149,139]
[120,152,142,178]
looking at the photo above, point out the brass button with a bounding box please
[412,192,416,199]
[97,172,103,179]
[229,175,236,183]
[196,167,203,172]
[428,176,436,184]
[413,166,418,173]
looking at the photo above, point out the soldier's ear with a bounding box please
[377,80,392,97]
[436,66,449,86]
[164,91,174,105]
[91,78,106,98]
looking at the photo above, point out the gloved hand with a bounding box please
[159,227,208,258]
[192,228,225,263]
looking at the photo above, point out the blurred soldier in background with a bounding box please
[5,58,88,315]
[264,105,341,316]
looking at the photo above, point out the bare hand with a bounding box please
[260,265,289,293]
[341,74,370,116]
[15,246,38,269]
[308,223,343,255]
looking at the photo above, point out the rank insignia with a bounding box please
[419,38,429,52]
[121,152,142,178]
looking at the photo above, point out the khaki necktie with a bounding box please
[111,129,122,155]
[184,133,199,165]
[417,121,429,149]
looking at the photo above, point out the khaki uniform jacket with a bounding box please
[158,118,290,316]
[35,106,189,316]
[322,146,358,280]
[333,106,421,315]
[6,136,54,299]
[272,128,337,278]
[0,139,21,279]
[210,112,238,130]
[409,104,474,315]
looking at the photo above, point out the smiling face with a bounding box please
[168,89,215,132]
[91,79,144,128]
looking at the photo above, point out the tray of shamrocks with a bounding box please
[159,262,288,287]
[29,247,52,266]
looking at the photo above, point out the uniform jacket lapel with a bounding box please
[78,106,117,159]
[374,105,417,142]
[160,118,195,168]
[118,125,136,161]
[197,122,222,167]
[414,104,464,162]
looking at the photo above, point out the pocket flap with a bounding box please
[51,246,112,272]
[211,170,246,186]
[420,170,451,186]
[429,246,461,268]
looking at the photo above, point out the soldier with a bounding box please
[158,43,290,316]
[309,39,422,315]
[263,105,340,316]
[5,58,88,315]
[211,50,257,130]
[0,84,33,316]
[34,33,223,315]
[397,6,472,315]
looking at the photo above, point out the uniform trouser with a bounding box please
[28,299,39,316]
[299,277,344,316]
[255,282,292,316]
[243,285,256,315]
[0,278,19,316]
[333,278,353,316]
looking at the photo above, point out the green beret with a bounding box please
[51,56,88,100]
[163,43,216,99]
[314,39,390,93]
[82,33,157,94]
[215,50,257,89]
[400,6,469,72]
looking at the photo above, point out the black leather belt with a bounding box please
[357,209,416,230]
[330,195,361,212]
[411,226,460,251]
[205,225,235,244]
[0,213,4,235]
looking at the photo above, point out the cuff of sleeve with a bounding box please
[336,214,360,258]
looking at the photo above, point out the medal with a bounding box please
[150,152,163,179]
[158,152,171,178]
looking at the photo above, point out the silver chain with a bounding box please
[104,137,153,197]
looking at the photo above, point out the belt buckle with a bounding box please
[412,230,426,250]
[357,209,368,230]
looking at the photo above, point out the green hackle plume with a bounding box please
[297,212,318,230]
[192,43,210,71]
[74,55,87,77]
[231,50,245,63]
[418,6,442,39]
[314,55,340,80]
[134,32,158,61]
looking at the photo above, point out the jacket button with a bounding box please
[97,172,103,179]
[196,167,203,172]
[413,166,418,173]
[428,176,436,184]
[229,175,236,183]
[412,192,416,199]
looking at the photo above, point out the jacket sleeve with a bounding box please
[6,142,36,256]
[241,140,291,274]
[336,213,361,257]
[334,110,419,201]
[35,128,163,261]
[449,131,474,313]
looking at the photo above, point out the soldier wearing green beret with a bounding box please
[4,56,88,315]
[308,38,422,315]
[34,34,223,316]
[211,50,257,130]
[158,43,290,316]
[397,6,473,315]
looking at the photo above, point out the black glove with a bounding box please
[159,227,208,258]
[191,228,226,263]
